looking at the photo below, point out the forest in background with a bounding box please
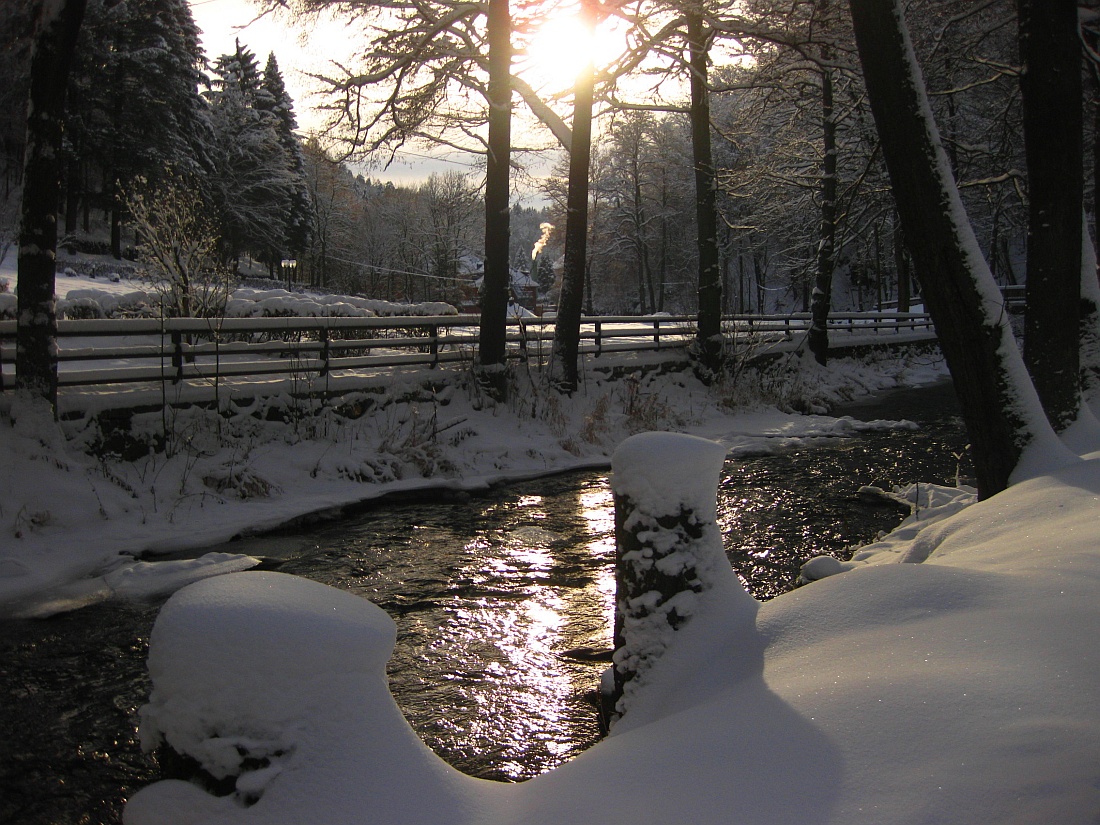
[4,0,1093,317]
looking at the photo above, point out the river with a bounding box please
[0,380,969,824]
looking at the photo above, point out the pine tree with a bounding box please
[259,52,313,271]
[64,0,208,255]
[204,42,295,267]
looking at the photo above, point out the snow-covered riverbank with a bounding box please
[0,334,941,616]
[125,415,1100,825]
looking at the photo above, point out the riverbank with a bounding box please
[0,346,946,617]
[125,406,1100,825]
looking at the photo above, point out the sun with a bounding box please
[518,11,625,95]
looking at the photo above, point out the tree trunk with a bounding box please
[808,67,837,366]
[1079,212,1100,414]
[550,1,595,394]
[1018,0,1083,432]
[754,253,765,313]
[688,12,722,376]
[63,156,79,236]
[110,198,122,259]
[893,212,910,312]
[17,0,88,408]
[737,252,745,313]
[476,0,512,399]
[849,0,1066,498]
[1092,70,1100,253]
[633,175,648,315]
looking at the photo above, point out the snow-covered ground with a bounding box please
[5,255,1100,823]
[124,424,1100,825]
[0,253,943,617]
[0,337,935,616]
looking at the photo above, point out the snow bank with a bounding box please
[611,431,728,519]
[128,571,487,824]
[49,282,459,320]
[59,288,156,318]
[0,343,937,617]
[126,451,1100,824]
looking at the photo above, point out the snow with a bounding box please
[610,431,727,518]
[6,256,1100,823]
[2,252,946,617]
[608,432,757,723]
[122,451,1100,824]
[1,269,460,320]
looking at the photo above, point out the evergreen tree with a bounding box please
[536,255,555,293]
[64,0,208,254]
[204,42,295,267]
[259,52,313,271]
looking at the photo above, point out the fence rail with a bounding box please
[0,311,935,399]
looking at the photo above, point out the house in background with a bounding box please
[461,261,544,315]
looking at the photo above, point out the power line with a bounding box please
[318,253,480,284]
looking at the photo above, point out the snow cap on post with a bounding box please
[611,431,728,521]
[609,432,738,724]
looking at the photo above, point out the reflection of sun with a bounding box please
[518,10,626,95]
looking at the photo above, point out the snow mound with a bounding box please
[131,571,482,823]
[52,284,459,320]
[611,431,728,519]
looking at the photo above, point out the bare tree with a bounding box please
[849,0,1069,497]
[551,0,597,393]
[1017,0,1083,432]
[128,174,232,318]
[282,0,562,392]
[687,7,722,375]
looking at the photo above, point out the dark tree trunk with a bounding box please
[849,0,1058,498]
[585,260,593,315]
[808,67,837,365]
[110,199,122,259]
[893,212,910,312]
[17,0,88,408]
[476,0,512,398]
[688,12,722,375]
[1080,211,1100,410]
[754,253,765,313]
[1094,96,1100,256]
[633,175,648,315]
[737,252,745,313]
[1018,0,1083,432]
[551,0,596,394]
[63,156,79,236]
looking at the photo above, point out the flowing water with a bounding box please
[0,380,969,824]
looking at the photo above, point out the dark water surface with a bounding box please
[0,380,969,824]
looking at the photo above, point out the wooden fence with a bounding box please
[0,311,935,398]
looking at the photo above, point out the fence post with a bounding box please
[429,324,439,367]
[652,319,660,347]
[320,328,330,377]
[171,329,183,384]
[608,432,749,727]
[595,319,603,357]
